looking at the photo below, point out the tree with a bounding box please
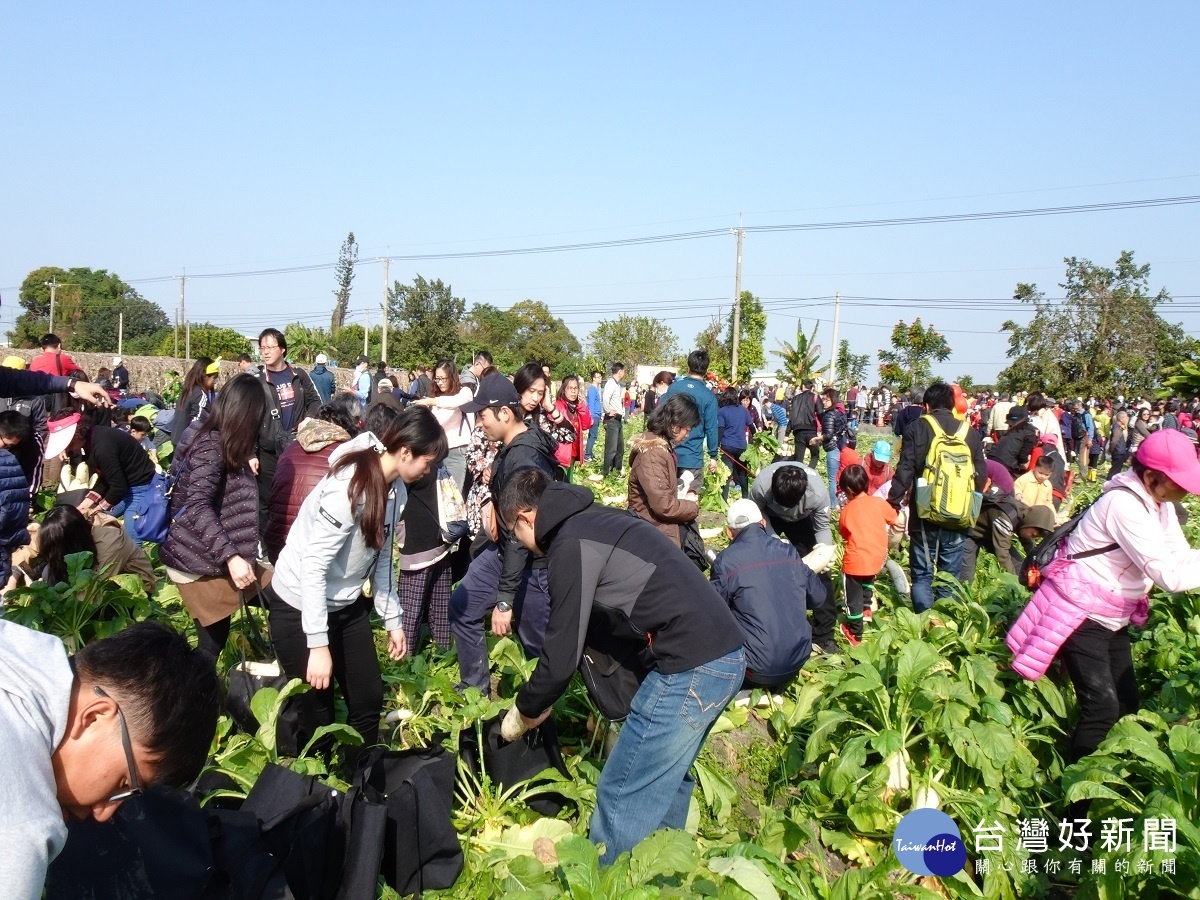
[283,323,333,365]
[692,315,730,379]
[388,275,466,366]
[155,323,250,360]
[14,266,169,352]
[506,301,581,374]
[725,291,766,384]
[834,339,870,392]
[458,300,580,375]
[955,374,977,393]
[877,318,951,391]
[588,315,678,372]
[330,323,384,367]
[772,320,825,386]
[996,252,1192,398]
[330,233,358,336]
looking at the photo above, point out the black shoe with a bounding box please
[812,641,841,656]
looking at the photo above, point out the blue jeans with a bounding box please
[909,517,967,612]
[590,646,745,865]
[448,543,551,691]
[114,481,151,530]
[824,448,839,508]
[585,419,601,460]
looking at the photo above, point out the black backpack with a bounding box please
[1019,486,1135,589]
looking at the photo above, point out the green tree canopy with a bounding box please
[877,318,951,391]
[588,315,678,373]
[330,232,358,336]
[14,266,170,353]
[459,300,581,375]
[834,339,870,392]
[155,323,251,360]
[997,252,1192,398]
[388,275,466,367]
[692,316,730,380]
[772,320,825,386]
[726,291,766,383]
[283,323,334,365]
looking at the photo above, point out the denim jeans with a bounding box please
[585,419,601,460]
[590,646,745,865]
[115,481,152,531]
[824,449,839,509]
[909,517,967,612]
[448,543,551,691]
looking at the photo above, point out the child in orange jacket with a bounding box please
[837,464,898,644]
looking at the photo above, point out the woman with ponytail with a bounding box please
[268,405,448,759]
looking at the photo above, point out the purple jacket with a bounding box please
[160,430,259,577]
[1005,548,1148,680]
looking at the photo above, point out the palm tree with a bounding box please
[283,323,333,365]
[773,320,826,385]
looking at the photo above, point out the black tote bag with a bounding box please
[355,745,464,896]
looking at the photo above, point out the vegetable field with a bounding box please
[6,427,1199,900]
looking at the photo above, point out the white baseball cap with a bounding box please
[726,499,763,531]
[315,353,328,364]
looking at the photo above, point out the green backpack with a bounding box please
[914,414,981,529]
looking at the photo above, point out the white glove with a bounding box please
[802,543,836,574]
[500,705,529,742]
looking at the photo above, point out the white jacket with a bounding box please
[272,432,405,647]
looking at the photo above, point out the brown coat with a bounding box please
[626,432,699,547]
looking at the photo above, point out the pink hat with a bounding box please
[1038,432,1058,445]
[1137,428,1200,494]
[45,413,80,460]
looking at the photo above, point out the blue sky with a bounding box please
[3,2,1197,382]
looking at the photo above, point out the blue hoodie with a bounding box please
[661,375,718,469]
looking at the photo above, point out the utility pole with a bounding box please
[174,308,179,358]
[830,291,842,389]
[381,255,390,365]
[186,320,191,362]
[175,271,187,360]
[730,218,745,381]
[44,276,58,333]
[118,313,123,355]
[364,304,370,358]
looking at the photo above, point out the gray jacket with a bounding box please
[0,619,73,900]
[748,461,833,545]
[271,432,405,647]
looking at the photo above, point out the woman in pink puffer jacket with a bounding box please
[1007,428,1200,761]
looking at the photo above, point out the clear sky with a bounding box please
[3,2,1198,382]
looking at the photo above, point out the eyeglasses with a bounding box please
[434,376,450,383]
[94,686,142,803]
[259,344,281,351]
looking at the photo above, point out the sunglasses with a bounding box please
[94,686,142,803]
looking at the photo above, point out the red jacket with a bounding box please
[263,420,352,562]
[554,398,592,467]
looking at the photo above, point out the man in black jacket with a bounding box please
[886,382,986,612]
[496,469,744,866]
[789,380,820,467]
[255,328,322,531]
[892,386,925,443]
[448,374,559,692]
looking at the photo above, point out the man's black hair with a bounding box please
[40,333,62,349]
[772,464,808,508]
[258,327,287,353]
[236,353,253,364]
[801,379,814,390]
[474,350,493,366]
[687,349,709,376]
[496,466,552,529]
[129,415,152,433]
[72,621,220,788]
[610,361,625,375]
[591,370,603,379]
[924,382,954,411]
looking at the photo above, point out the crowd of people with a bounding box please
[4,329,1200,896]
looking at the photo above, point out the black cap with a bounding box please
[357,355,369,365]
[461,373,521,414]
[1006,405,1029,425]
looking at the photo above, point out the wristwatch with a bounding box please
[496,601,512,613]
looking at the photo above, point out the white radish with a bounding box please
[884,749,911,792]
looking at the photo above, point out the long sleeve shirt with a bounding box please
[601,377,624,417]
